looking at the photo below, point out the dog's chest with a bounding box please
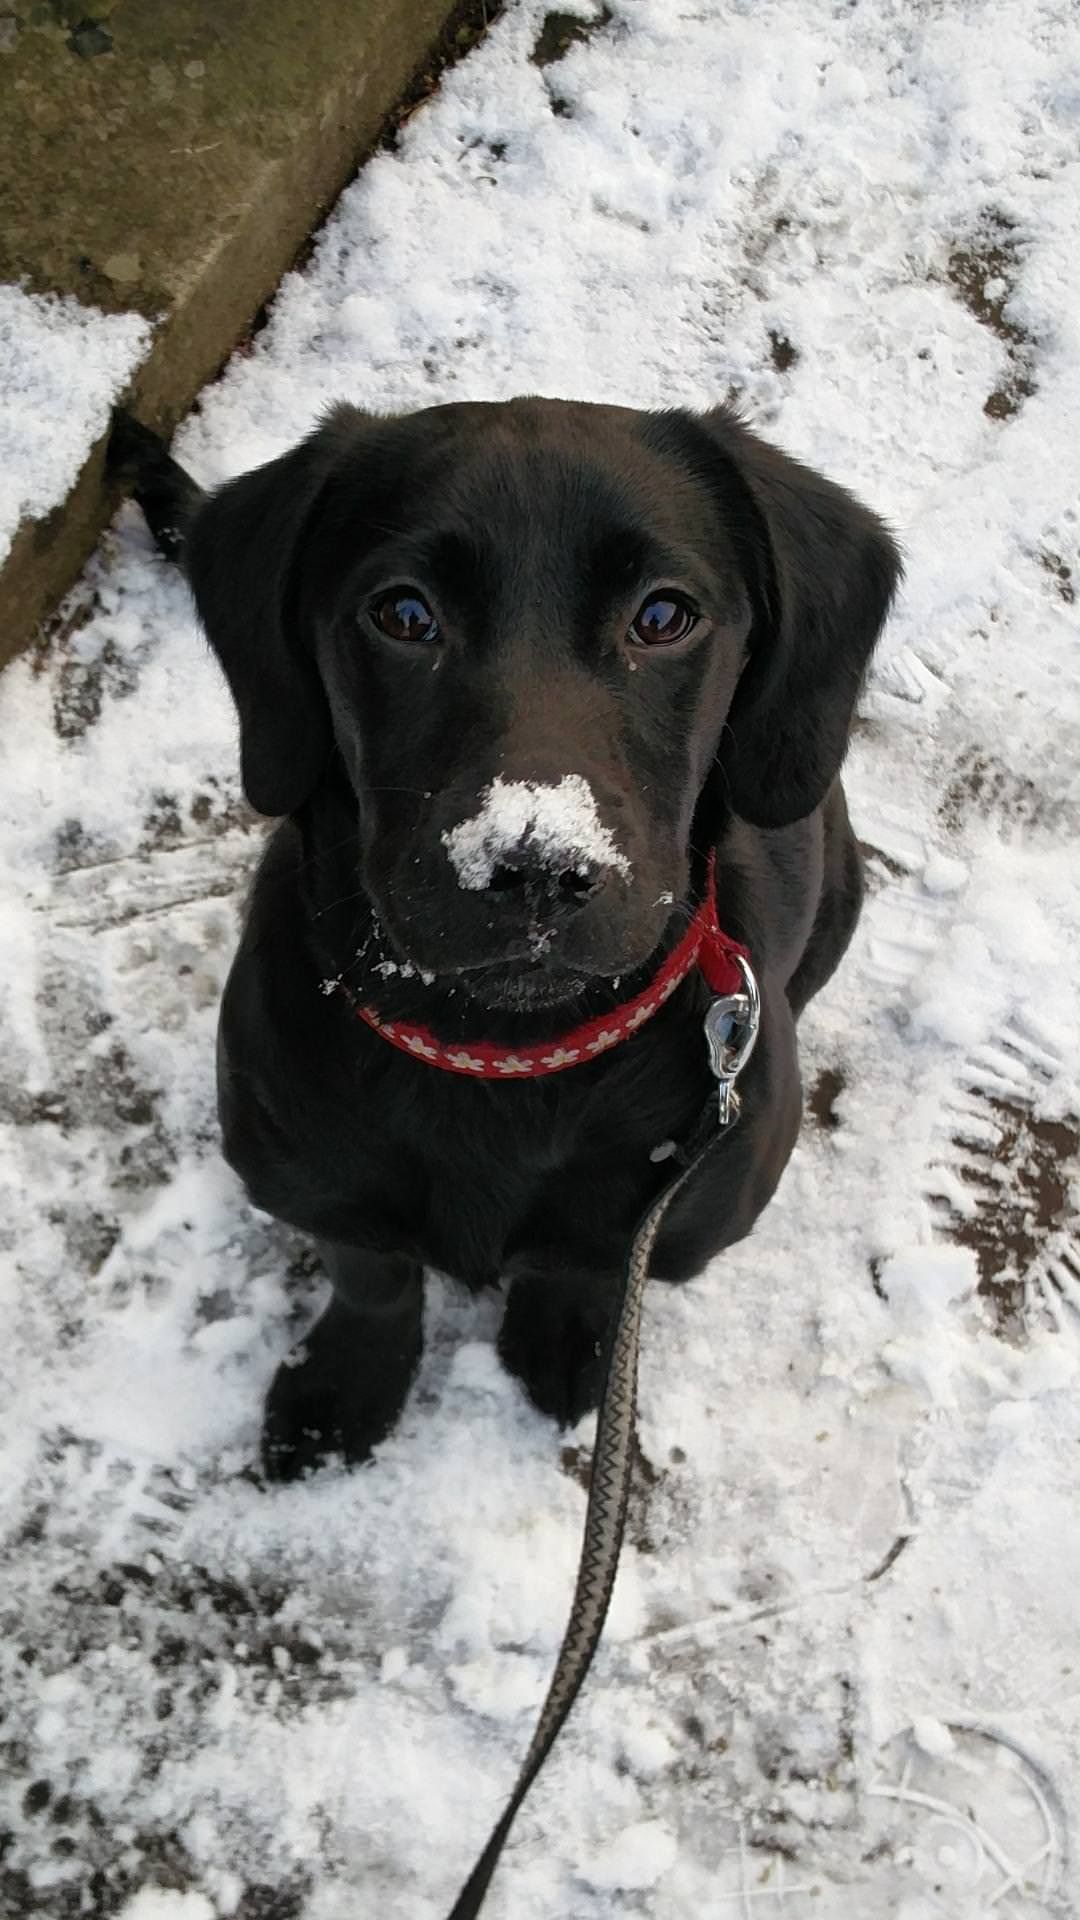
[358,1089,602,1286]
[223,936,720,1284]
[342,1040,712,1287]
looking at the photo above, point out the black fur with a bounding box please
[110,399,900,1480]
[108,412,202,565]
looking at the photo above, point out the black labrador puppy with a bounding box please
[113,400,900,1480]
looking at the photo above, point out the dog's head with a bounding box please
[186,399,899,1006]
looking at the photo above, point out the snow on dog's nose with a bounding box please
[441,776,632,899]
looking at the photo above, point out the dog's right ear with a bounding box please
[185,406,361,818]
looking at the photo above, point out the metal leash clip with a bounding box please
[703,955,761,1127]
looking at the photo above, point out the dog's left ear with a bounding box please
[184,405,364,818]
[697,407,902,829]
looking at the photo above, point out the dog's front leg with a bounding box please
[498,1270,619,1427]
[262,1246,423,1481]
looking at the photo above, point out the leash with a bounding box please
[444,958,760,1918]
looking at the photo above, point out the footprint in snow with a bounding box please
[926,1022,1080,1340]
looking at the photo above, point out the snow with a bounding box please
[116,1893,215,1920]
[579,1818,678,1891]
[441,773,632,889]
[0,285,150,564]
[1,1,1079,1917]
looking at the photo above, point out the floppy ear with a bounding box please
[700,407,902,829]
[184,407,362,817]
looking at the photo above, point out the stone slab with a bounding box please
[0,0,463,667]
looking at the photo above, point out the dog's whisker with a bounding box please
[311,884,371,920]
[250,828,364,895]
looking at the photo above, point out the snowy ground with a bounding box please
[0,287,149,566]
[2,1,1079,1915]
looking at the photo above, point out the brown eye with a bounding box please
[370,590,440,644]
[629,592,698,647]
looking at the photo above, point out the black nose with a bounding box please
[485,849,602,915]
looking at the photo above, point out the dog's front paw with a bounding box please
[261,1295,422,1482]
[497,1272,616,1427]
[261,1354,369,1482]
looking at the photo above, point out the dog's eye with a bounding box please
[370,590,440,644]
[629,592,698,648]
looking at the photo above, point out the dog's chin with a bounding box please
[453,959,594,1014]
[370,900,670,1015]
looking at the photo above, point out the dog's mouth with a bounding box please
[355,845,682,1018]
[358,906,657,1016]
[447,954,594,1013]
[404,910,682,1014]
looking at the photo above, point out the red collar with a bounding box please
[344,862,750,1080]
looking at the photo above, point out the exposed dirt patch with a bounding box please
[37,1553,350,1708]
[189,778,255,835]
[930,1091,1079,1330]
[945,211,1036,420]
[0,1795,310,1920]
[138,782,255,852]
[1039,548,1075,604]
[531,6,613,68]
[532,5,613,116]
[939,745,1074,837]
[232,1886,310,1920]
[0,1034,175,1210]
[32,588,147,743]
[53,636,140,740]
[141,789,185,851]
[767,329,799,372]
[54,1206,121,1277]
[53,816,120,875]
[808,1067,846,1131]
[1,1831,196,1920]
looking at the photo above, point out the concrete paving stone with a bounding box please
[0,0,469,667]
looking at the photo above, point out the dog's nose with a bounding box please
[484,848,602,915]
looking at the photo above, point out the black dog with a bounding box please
[111,399,900,1481]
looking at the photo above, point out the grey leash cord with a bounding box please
[445,966,759,1919]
